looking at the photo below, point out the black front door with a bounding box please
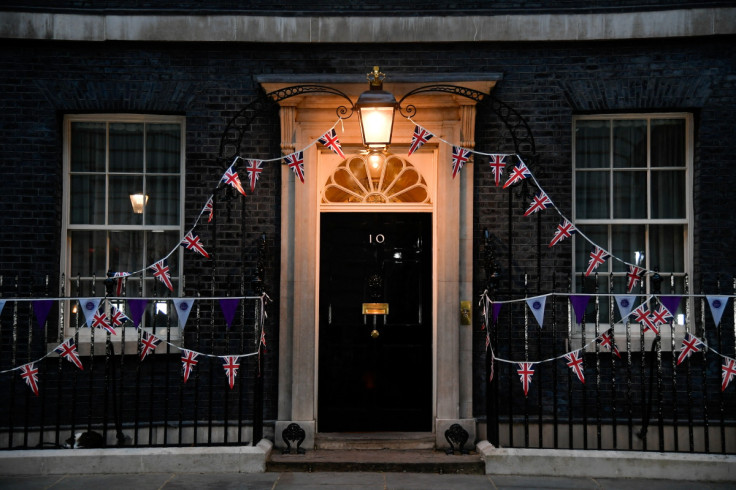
[318,212,432,432]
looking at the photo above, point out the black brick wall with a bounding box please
[0,36,734,426]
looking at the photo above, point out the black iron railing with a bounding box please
[0,274,268,450]
[482,268,736,454]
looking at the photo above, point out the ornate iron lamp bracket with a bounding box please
[265,84,356,121]
[397,83,537,166]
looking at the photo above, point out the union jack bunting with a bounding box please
[221,164,246,196]
[245,159,264,192]
[549,219,576,248]
[111,272,130,296]
[318,128,346,159]
[503,160,531,189]
[480,300,487,331]
[564,350,585,384]
[408,125,434,156]
[524,190,553,217]
[627,266,644,293]
[597,328,621,358]
[722,358,736,391]
[451,146,471,179]
[649,305,673,328]
[151,259,174,291]
[677,333,704,365]
[54,338,84,370]
[585,246,610,277]
[109,306,130,328]
[181,231,210,259]
[140,331,162,361]
[20,363,40,396]
[284,151,305,183]
[222,356,240,390]
[633,304,659,335]
[204,196,214,223]
[488,154,506,187]
[516,362,535,396]
[181,349,199,383]
[260,328,267,348]
[92,311,116,335]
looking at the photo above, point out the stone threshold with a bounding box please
[315,432,436,450]
[268,448,484,474]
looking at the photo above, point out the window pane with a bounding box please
[109,123,143,172]
[575,120,609,169]
[147,124,181,173]
[71,122,106,172]
[649,225,685,273]
[611,276,630,295]
[611,224,646,272]
[147,176,180,226]
[651,170,685,218]
[109,175,143,225]
[110,230,144,273]
[613,171,647,219]
[613,120,646,168]
[120,277,143,297]
[70,230,107,276]
[70,174,105,224]
[576,171,609,219]
[651,119,685,167]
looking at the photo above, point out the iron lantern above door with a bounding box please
[355,66,398,149]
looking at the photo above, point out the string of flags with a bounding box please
[0,294,270,395]
[96,114,683,289]
[404,118,668,286]
[479,290,736,394]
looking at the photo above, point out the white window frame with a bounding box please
[60,114,186,348]
[571,113,694,350]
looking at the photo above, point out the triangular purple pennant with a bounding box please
[492,302,503,324]
[32,300,54,330]
[127,299,148,328]
[526,296,546,328]
[659,295,682,318]
[0,299,6,316]
[569,295,591,325]
[707,296,730,328]
[219,298,240,329]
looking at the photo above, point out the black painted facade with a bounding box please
[0,5,735,447]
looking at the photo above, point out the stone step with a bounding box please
[315,432,436,450]
[267,448,485,474]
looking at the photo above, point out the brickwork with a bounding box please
[0,36,734,425]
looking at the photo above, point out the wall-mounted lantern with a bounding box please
[355,66,398,149]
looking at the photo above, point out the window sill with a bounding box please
[49,326,182,356]
[570,323,687,353]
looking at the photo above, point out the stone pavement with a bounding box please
[1,472,735,489]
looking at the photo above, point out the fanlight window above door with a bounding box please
[322,153,431,204]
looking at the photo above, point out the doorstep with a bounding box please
[268,445,484,474]
[315,432,436,450]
